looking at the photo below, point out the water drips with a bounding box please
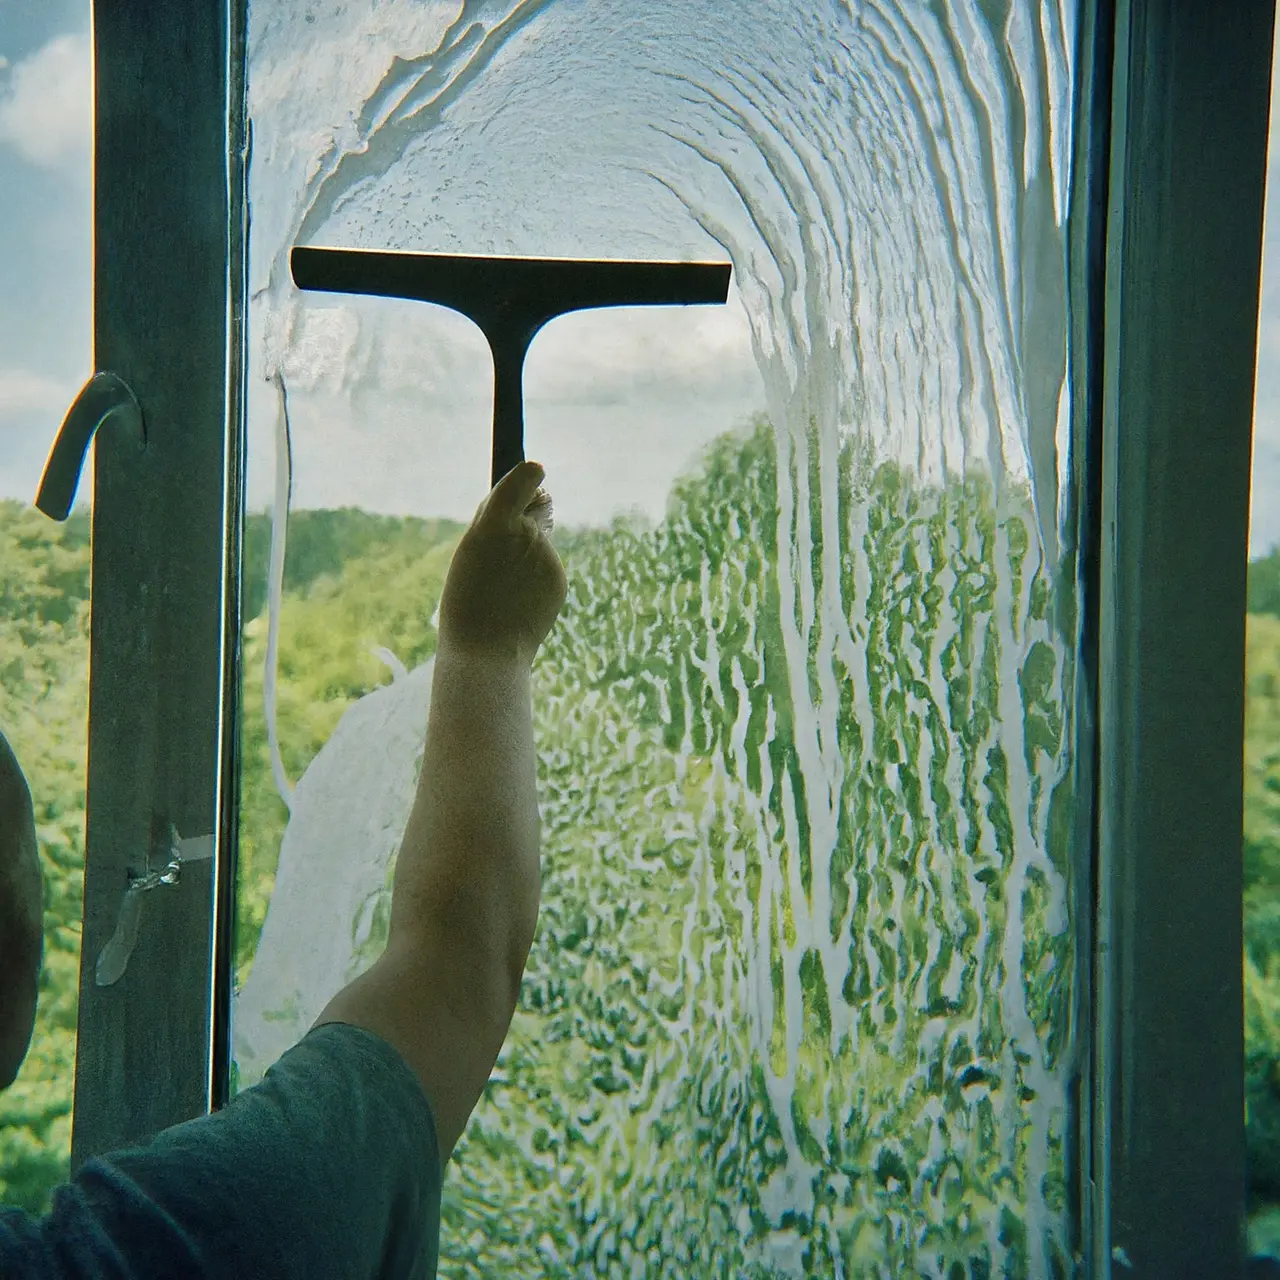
[235,2,1081,1274]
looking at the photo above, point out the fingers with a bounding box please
[482,460,548,526]
[526,486,554,534]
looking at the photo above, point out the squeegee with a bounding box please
[290,246,733,487]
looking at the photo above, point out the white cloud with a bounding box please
[525,296,759,404]
[0,368,73,422]
[0,32,91,171]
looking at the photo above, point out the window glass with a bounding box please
[1245,31,1280,1263]
[233,3,1084,1274]
[0,0,93,1215]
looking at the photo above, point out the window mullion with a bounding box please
[69,0,237,1170]
[1096,0,1274,1270]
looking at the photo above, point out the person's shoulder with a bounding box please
[45,1022,445,1279]
[0,1201,50,1275]
[292,1020,436,1106]
[256,1022,444,1275]
[270,1019,441,1174]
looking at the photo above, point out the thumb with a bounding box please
[482,459,547,524]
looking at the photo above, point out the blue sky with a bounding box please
[0,0,91,505]
[0,3,1276,555]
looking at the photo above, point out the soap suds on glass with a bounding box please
[234,2,1082,1275]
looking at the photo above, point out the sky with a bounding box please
[0,0,91,506]
[0,2,1277,554]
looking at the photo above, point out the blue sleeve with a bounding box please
[0,1022,442,1280]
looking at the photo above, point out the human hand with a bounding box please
[436,461,567,666]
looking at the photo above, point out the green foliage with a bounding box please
[241,508,464,622]
[1245,612,1280,914]
[4,466,1280,1271]
[0,500,461,1212]
[0,501,90,1213]
[235,517,461,981]
[239,421,1079,1275]
[1246,610,1280,1206]
[1250,546,1280,621]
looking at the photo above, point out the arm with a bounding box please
[314,461,565,1164]
[0,731,43,1090]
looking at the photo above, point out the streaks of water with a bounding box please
[236,2,1082,1274]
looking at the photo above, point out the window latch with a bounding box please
[94,825,215,987]
[34,371,146,522]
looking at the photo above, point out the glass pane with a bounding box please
[1246,31,1280,1264]
[0,2,92,1213]
[233,3,1084,1274]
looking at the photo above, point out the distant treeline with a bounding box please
[240,508,466,621]
[2,488,1280,1238]
[9,501,1276,626]
[1252,545,1280,619]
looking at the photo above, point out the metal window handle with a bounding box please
[35,371,146,521]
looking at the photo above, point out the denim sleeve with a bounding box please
[0,1022,442,1280]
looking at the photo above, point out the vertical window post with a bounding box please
[68,0,244,1168]
[1096,0,1273,1271]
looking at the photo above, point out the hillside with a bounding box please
[0,455,1279,1269]
[0,500,463,1210]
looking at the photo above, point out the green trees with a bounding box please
[0,501,90,1212]
[1249,546,1280,620]
[454,423,1076,1275]
[1245,610,1280,1208]
[0,502,464,1210]
[238,421,1081,1274]
[2,451,1279,1264]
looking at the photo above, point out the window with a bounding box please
[232,4,1083,1274]
[10,1,1270,1275]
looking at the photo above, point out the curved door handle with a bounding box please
[35,372,146,521]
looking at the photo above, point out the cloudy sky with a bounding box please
[0,0,91,505]
[0,1,1277,553]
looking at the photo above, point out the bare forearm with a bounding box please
[388,645,540,1003]
[315,462,561,1159]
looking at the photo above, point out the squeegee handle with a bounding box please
[490,336,529,488]
[288,246,733,493]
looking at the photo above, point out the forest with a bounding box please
[0,423,1278,1274]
